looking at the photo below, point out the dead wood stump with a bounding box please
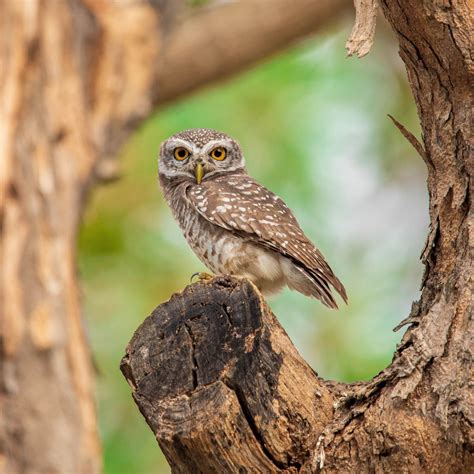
[120,277,334,472]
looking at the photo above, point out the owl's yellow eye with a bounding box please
[210,147,226,161]
[174,147,190,161]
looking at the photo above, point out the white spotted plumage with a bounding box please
[159,128,347,308]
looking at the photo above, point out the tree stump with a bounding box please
[121,277,334,472]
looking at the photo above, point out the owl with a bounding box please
[158,128,347,309]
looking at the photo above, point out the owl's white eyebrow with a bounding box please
[201,139,232,153]
[167,139,198,154]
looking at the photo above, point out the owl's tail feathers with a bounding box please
[307,267,348,309]
[285,261,348,309]
[325,271,348,307]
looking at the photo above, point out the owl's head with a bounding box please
[159,128,246,185]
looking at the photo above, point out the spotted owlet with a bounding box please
[158,128,347,309]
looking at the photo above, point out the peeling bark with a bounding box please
[346,0,378,57]
[122,1,473,472]
[0,0,350,471]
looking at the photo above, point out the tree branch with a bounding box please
[345,0,377,57]
[121,277,334,472]
[387,114,426,163]
[121,275,472,472]
[153,0,351,106]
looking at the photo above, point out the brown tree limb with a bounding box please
[122,0,473,472]
[122,274,472,472]
[153,0,351,106]
[83,0,351,172]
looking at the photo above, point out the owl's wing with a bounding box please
[187,174,347,308]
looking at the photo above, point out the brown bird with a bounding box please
[158,128,347,309]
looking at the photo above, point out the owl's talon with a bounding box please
[190,272,214,282]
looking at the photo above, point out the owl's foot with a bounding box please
[190,272,214,282]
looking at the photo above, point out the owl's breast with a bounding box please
[165,183,285,293]
[182,210,243,274]
[182,211,285,293]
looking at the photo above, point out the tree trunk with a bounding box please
[0,0,348,471]
[121,1,473,472]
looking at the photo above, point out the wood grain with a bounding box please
[121,277,333,471]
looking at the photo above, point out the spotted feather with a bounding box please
[187,174,347,307]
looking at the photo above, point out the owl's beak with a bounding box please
[194,163,204,184]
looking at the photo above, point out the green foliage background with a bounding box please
[79,23,427,474]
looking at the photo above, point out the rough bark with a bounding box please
[121,1,473,472]
[0,0,349,472]
[121,277,334,472]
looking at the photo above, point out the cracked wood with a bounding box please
[121,277,334,472]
